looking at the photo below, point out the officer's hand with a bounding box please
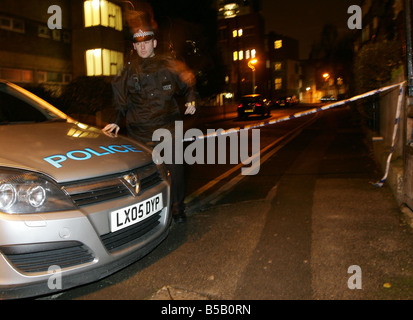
[185,101,196,115]
[102,123,120,137]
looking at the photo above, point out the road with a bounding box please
[42,103,413,301]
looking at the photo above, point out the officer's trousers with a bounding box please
[165,162,185,213]
[145,136,186,215]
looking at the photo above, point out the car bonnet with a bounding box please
[0,121,154,183]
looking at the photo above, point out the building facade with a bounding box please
[0,0,125,95]
[216,0,267,99]
[1,0,302,105]
[215,0,301,103]
[266,32,300,100]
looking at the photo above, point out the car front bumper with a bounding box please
[0,182,171,299]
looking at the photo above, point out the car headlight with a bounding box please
[0,168,76,214]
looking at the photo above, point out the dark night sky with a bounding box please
[261,0,363,59]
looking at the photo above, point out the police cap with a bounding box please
[132,28,155,43]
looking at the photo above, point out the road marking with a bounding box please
[185,114,318,209]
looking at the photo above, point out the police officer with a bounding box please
[103,25,197,223]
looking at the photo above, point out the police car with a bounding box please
[0,80,171,299]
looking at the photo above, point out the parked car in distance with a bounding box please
[237,94,271,119]
[273,95,299,108]
[0,80,171,299]
[320,95,337,102]
[289,95,299,105]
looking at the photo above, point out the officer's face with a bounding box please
[134,39,157,59]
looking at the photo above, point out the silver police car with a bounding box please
[0,80,171,299]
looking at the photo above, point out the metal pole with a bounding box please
[405,0,413,97]
[252,69,256,93]
[403,0,413,206]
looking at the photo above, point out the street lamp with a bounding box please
[248,58,258,93]
[323,73,330,96]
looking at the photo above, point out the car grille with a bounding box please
[0,241,94,273]
[63,163,163,207]
[100,211,162,253]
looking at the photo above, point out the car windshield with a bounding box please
[0,83,63,125]
[241,96,262,103]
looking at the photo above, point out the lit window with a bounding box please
[86,48,124,76]
[39,72,72,84]
[38,25,51,38]
[52,29,61,41]
[0,68,33,83]
[232,29,243,37]
[46,72,63,83]
[84,0,100,27]
[223,3,239,19]
[275,62,282,71]
[274,40,282,49]
[0,16,25,33]
[84,0,122,31]
[251,49,256,58]
[233,51,238,61]
[22,70,33,82]
[86,49,102,76]
[245,50,250,60]
[238,50,243,60]
[224,10,236,18]
[275,78,282,90]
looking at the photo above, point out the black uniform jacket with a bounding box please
[112,54,196,142]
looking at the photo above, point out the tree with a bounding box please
[353,40,403,93]
[353,0,404,93]
[58,76,113,124]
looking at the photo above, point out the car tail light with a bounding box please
[255,103,262,107]
[238,104,243,108]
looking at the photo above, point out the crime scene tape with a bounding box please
[183,81,406,143]
[183,81,406,187]
[372,82,406,187]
